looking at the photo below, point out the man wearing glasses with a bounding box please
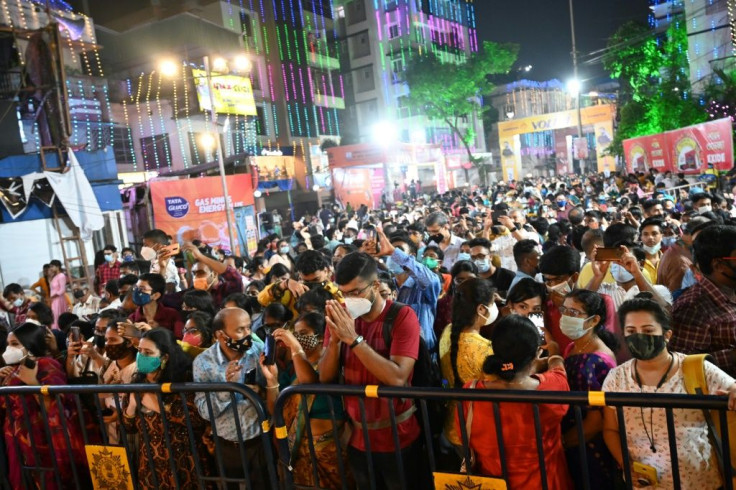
[671,225,736,376]
[319,252,428,490]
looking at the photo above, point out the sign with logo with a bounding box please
[193,69,257,116]
[623,118,733,174]
[85,445,134,490]
[150,175,255,254]
[433,472,508,489]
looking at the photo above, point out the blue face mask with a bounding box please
[122,255,134,262]
[132,288,152,306]
[136,352,162,374]
[661,236,677,248]
[557,200,567,209]
[457,252,471,262]
[386,256,405,275]
[344,237,354,245]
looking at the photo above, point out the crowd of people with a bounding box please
[1,168,736,489]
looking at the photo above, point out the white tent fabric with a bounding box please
[44,150,104,240]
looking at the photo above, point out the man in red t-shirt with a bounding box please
[321,252,427,490]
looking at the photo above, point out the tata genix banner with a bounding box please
[193,69,257,116]
[150,175,254,253]
[623,118,734,174]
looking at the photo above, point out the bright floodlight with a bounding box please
[233,55,252,72]
[253,190,262,198]
[312,184,320,192]
[212,57,228,72]
[200,132,216,150]
[567,79,581,97]
[159,59,178,78]
[371,121,398,146]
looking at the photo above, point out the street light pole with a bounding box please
[204,55,238,254]
[569,0,583,139]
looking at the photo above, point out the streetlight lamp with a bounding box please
[159,55,251,255]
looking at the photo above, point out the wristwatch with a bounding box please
[349,335,365,349]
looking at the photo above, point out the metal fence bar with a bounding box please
[357,396,376,490]
[492,401,509,482]
[532,403,549,490]
[573,405,591,490]
[177,392,206,490]
[418,399,437,473]
[325,394,349,490]
[665,408,681,490]
[33,393,65,489]
[720,409,733,490]
[615,406,633,490]
[154,391,182,489]
[387,398,407,489]
[300,394,321,488]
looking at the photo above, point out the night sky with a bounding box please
[475,0,650,84]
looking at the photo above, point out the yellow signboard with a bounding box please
[85,445,134,490]
[497,104,616,139]
[433,472,508,489]
[193,69,257,116]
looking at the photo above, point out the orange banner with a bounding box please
[149,175,254,253]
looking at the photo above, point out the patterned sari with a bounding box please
[282,365,353,488]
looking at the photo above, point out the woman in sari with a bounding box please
[268,312,352,487]
[48,260,68,329]
[122,328,210,489]
[0,322,89,489]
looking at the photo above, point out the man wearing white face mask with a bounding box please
[320,252,427,490]
[141,229,181,293]
[692,192,713,215]
[1,283,31,327]
[639,218,664,281]
[587,245,672,312]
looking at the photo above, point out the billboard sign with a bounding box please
[150,175,255,253]
[192,69,257,116]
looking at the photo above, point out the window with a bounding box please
[140,134,172,168]
[388,24,400,39]
[351,31,371,58]
[391,57,404,83]
[239,11,252,36]
[348,0,366,24]
[397,95,412,118]
[113,126,136,166]
[88,126,112,152]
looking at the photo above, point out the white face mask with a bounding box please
[610,263,635,283]
[2,345,25,365]
[25,318,42,326]
[549,280,572,296]
[344,297,373,319]
[559,315,593,340]
[478,303,499,326]
[697,205,712,215]
[140,246,157,262]
[642,242,661,255]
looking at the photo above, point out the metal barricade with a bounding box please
[272,384,734,490]
[0,382,279,490]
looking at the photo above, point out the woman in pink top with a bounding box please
[48,260,68,329]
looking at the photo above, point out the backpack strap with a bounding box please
[381,301,407,351]
[682,354,711,395]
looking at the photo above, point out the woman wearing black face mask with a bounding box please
[602,294,736,489]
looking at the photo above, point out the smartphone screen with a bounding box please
[596,247,623,261]
[264,335,276,366]
[70,326,81,343]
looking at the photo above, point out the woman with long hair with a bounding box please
[433,260,478,340]
[558,289,620,489]
[269,312,352,487]
[438,278,495,454]
[122,328,210,489]
[459,315,572,489]
[0,322,90,489]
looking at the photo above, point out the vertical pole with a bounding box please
[204,55,238,255]
[569,0,583,139]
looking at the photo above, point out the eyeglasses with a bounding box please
[342,282,373,298]
[558,306,589,318]
[246,291,259,297]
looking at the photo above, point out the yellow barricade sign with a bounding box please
[433,473,508,489]
[85,445,134,490]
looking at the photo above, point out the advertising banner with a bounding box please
[331,166,384,209]
[500,134,521,182]
[192,69,257,116]
[623,118,733,174]
[150,175,255,253]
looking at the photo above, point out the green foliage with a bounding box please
[604,18,706,156]
[404,41,518,172]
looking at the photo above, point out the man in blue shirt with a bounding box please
[193,307,269,489]
[371,230,441,353]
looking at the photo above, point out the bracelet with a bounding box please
[293,349,305,358]
[266,384,279,390]
[349,335,365,349]
[547,355,564,363]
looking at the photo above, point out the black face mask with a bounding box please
[303,280,327,290]
[429,233,444,244]
[93,333,106,349]
[223,333,253,354]
[625,333,666,360]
